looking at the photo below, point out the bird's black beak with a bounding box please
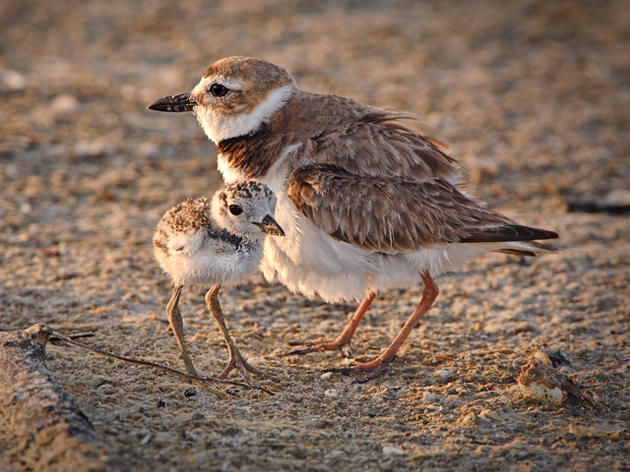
[253,215,285,236]
[147,92,196,112]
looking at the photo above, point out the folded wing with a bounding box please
[287,163,558,253]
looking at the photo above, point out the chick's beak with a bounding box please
[147,92,196,112]
[253,215,285,236]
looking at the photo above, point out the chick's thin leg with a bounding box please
[166,285,198,376]
[205,285,271,381]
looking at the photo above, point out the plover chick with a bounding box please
[153,180,284,380]
[149,56,559,382]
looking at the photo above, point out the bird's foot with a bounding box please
[181,353,199,378]
[219,348,277,383]
[323,355,395,384]
[286,338,353,358]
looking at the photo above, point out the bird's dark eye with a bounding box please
[229,204,243,215]
[209,83,230,97]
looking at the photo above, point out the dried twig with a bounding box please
[50,331,274,395]
[49,332,95,342]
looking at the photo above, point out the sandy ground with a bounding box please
[1,0,629,470]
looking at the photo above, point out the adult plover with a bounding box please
[153,180,284,380]
[149,56,558,381]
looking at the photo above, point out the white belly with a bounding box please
[260,191,377,302]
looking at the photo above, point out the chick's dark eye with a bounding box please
[228,204,243,215]
[209,83,230,97]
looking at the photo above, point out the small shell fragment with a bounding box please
[435,369,453,380]
[382,446,405,456]
[478,409,503,421]
[520,380,564,405]
[517,347,596,409]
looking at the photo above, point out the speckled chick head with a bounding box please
[153,196,213,261]
[211,180,282,238]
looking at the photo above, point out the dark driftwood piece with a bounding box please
[567,200,630,215]
[0,324,107,471]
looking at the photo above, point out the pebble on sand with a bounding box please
[422,391,438,403]
[382,446,405,456]
[435,369,454,380]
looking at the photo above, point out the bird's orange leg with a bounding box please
[286,290,377,358]
[326,272,439,383]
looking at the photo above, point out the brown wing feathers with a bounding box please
[288,163,558,253]
[310,112,459,182]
